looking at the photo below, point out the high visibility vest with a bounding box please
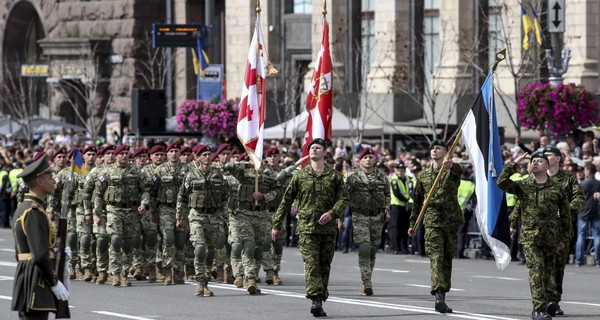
[0,171,8,192]
[9,168,23,191]
[390,174,410,206]
[457,179,475,211]
[506,172,528,207]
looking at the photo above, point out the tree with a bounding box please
[269,63,305,142]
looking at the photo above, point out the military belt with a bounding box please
[239,202,266,211]
[18,252,55,261]
[107,203,133,209]
[195,207,217,214]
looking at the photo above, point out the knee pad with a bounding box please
[67,231,78,250]
[174,231,187,250]
[260,238,271,252]
[144,230,158,248]
[358,243,371,259]
[163,230,175,247]
[111,234,123,251]
[243,241,256,258]
[97,236,109,252]
[370,246,378,260]
[272,239,284,255]
[194,244,207,261]
[122,238,133,254]
[79,235,91,251]
[231,243,243,258]
[254,246,263,260]
[130,235,141,250]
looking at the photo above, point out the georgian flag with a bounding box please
[237,15,277,170]
[302,17,332,157]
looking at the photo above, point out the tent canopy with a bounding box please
[263,109,383,140]
[0,116,88,137]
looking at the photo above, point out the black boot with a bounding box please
[531,310,552,320]
[434,291,453,313]
[555,303,564,316]
[546,301,558,317]
[311,298,327,317]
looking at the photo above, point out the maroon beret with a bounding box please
[265,146,280,157]
[236,153,249,162]
[209,153,220,163]
[132,147,148,158]
[231,147,241,155]
[165,143,181,153]
[114,145,130,155]
[67,148,76,160]
[358,147,375,159]
[98,144,116,156]
[148,145,165,155]
[33,151,46,161]
[180,145,192,154]
[193,144,211,155]
[53,147,67,159]
[82,146,97,154]
[215,144,231,156]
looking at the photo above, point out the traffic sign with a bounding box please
[548,0,565,33]
[152,24,207,48]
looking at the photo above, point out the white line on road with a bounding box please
[371,267,410,273]
[0,261,17,267]
[0,275,14,281]
[404,259,430,264]
[406,284,465,292]
[472,275,522,281]
[91,311,159,320]
[0,295,11,300]
[0,248,15,252]
[563,301,600,308]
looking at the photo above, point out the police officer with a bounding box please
[11,154,69,320]
[408,139,463,314]
[345,147,390,296]
[272,138,349,317]
[456,165,476,259]
[498,151,570,320]
[389,162,411,254]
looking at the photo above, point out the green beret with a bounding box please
[307,138,327,150]
[17,154,54,183]
[543,146,561,156]
[530,151,549,163]
[429,139,448,150]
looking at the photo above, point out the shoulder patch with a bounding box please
[184,182,189,189]
[99,175,105,182]
[152,175,157,182]
[55,177,60,184]
[86,175,91,181]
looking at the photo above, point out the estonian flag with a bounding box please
[460,71,511,270]
[70,148,87,176]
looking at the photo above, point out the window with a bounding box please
[423,1,440,89]
[360,0,375,88]
[293,0,312,14]
[488,0,503,68]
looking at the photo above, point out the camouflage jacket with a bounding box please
[409,163,464,228]
[47,167,80,215]
[93,164,150,213]
[550,169,585,217]
[150,162,189,210]
[82,165,105,215]
[498,162,571,246]
[273,164,348,235]
[224,162,280,211]
[214,163,240,217]
[346,168,390,214]
[176,164,228,221]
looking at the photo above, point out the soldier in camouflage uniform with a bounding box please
[130,147,149,280]
[177,144,228,296]
[345,148,390,296]
[141,145,165,282]
[74,146,97,282]
[272,138,348,318]
[83,144,116,285]
[224,151,280,295]
[498,151,571,320]
[542,146,584,316]
[94,145,150,287]
[408,139,463,314]
[180,145,196,280]
[46,148,68,228]
[150,143,190,285]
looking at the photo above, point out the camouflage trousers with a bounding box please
[93,213,109,273]
[523,245,555,311]
[140,210,159,268]
[261,212,286,273]
[213,222,231,271]
[229,209,269,280]
[76,208,95,270]
[547,241,569,303]
[424,225,458,295]
[227,214,243,278]
[353,213,384,281]
[299,233,336,300]
[159,205,187,270]
[106,206,139,277]
[65,208,79,273]
[130,219,144,270]
[189,211,220,283]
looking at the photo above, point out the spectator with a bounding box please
[575,163,600,267]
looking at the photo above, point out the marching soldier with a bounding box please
[130,146,149,280]
[345,147,390,295]
[74,145,97,282]
[141,145,165,282]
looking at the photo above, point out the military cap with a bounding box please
[98,144,116,156]
[231,147,241,155]
[193,144,211,155]
[307,138,327,150]
[542,146,561,156]
[209,152,219,163]
[67,148,76,159]
[215,144,231,156]
[114,145,130,155]
[530,151,549,163]
[237,153,249,162]
[82,145,97,154]
[265,146,280,157]
[412,163,422,172]
[33,151,46,162]
[165,143,181,153]
[358,147,374,159]
[429,139,448,150]
[53,147,67,158]
[180,145,192,154]
[17,154,54,183]
[131,147,148,158]
[395,162,406,169]
[148,145,165,155]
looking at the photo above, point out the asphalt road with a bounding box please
[1,228,599,320]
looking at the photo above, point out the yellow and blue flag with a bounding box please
[521,3,534,50]
[530,6,543,46]
[192,37,210,76]
[70,148,87,176]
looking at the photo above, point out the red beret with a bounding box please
[358,147,375,159]
[265,146,280,157]
[82,146,97,154]
[231,147,241,155]
[193,144,211,155]
[209,153,220,163]
[166,143,181,153]
[148,145,165,155]
[236,153,249,162]
[98,144,116,156]
[33,151,46,161]
[114,145,130,155]
[53,147,67,159]
[215,144,231,156]
[67,148,76,160]
[180,145,192,154]
[132,147,148,158]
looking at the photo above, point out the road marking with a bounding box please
[0,275,14,281]
[406,284,465,292]
[404,259,430,264]
[0,261,17,267]
[91,311,159,320]
[563,301,600,308]
[0,248,15,252]
[472,275,522,281]
[0,295,11,300]
[371,267,410,273]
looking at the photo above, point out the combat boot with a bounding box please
[224,266,235,284]
[434,291,452,313]
[203,282,214,297]
[83,269,94,282]
[214,267,224,283]
[272,271,282,285]
[265,270,274,285]
[112,276,121,287]
[69,268,76,280]
[142,265,150,276]
[156,264,166,282]
[195,283,204,296]
[129,267,135,275]
[173,269,185,284]
[185,264,195,281]
[163,270,173,286]
[310,298,327,317]
[147,268,157,283]
[359,280,373,296]
[531,310,552,320]
[246,278,258,295]
[234,276,244,288]
[133,268,145,281]
[76,268,85,281]
[546,301,558,317]
[96,271,108,285]
[120,275,132,287]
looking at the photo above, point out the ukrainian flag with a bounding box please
[71,148,87,176]
[193,37,210,76]
[521,4,534,50]
[531,7,543,45]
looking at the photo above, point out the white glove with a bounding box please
[50,281,69,301]
[64,246,72,260]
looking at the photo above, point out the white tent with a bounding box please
[263,108,383,140]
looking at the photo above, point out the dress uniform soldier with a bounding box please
[345,147,391,295]
[272,138,348,317]
[498,152,571,320]
[141,145,165,282]
[15,152,46,207]
[11,154,70,320]
[74,145,97,282]
[408,139,464,314]
[177,144,228,296]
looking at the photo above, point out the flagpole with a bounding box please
[254,0,262,206]
[322,0,327,16]
[410,48,506,231]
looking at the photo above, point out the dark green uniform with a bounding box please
[409,163,464,295]
[273,165,348,301]
[498,162,571,312]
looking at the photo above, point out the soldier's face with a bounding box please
[198,151,212,166]
[104,151,116,164]
[267,153,280,166]
[54,154,67,167]
[530,158,549,173]
[309,144,325,161]
[360,154,376,169]
[219,151,231,164]
[430,146,447,161]
[544,152,560,167]
[84,152,96,166]
[230,154,239,162]
[136,154,148,167]
[116,152,129,165]
[151,152,164,165]
[167,149,181,163]
[181,153,193,164]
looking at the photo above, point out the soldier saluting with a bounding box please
[11,154,69,319]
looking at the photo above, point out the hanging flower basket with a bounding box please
[517,82,598,137]
[175,99,238,138]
